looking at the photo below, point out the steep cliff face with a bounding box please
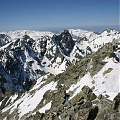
[52,30,75,56]
[0,37,53,92]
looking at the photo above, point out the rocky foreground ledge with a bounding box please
[23,85,120,120]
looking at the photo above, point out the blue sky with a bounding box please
[0,0,119,31]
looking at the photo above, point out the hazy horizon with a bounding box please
[39,25,120,33]
[0,25,119,34]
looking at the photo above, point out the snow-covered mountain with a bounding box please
[0,28,120,120]
[0,29,119,92]
[0,30,54,40]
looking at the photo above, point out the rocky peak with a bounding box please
[0,34,12,47]
[52,30,75,56]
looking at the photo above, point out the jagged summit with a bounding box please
[52,30,75,56]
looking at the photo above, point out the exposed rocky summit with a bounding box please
[52,30,75,56]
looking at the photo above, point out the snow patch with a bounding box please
[18,81,57,118]
[2,81,57,119]
[39,101,52,113]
